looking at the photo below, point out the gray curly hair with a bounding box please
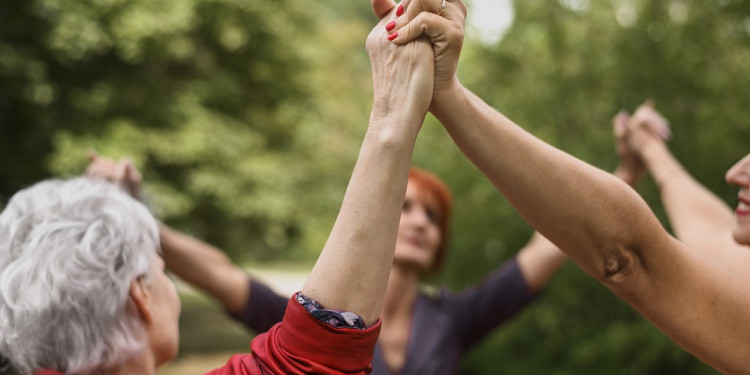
[0,178,160,374]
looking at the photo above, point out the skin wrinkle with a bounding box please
[601,247,635,283]
[591,217,648,289]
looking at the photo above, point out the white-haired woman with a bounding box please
[0,178,180,374]
[0,1,435,373]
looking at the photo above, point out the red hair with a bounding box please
[408,166,453,275]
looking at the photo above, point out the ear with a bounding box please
[130,277,153,324]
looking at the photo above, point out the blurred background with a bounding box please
[2,0,749,373]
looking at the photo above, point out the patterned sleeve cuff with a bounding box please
[295,292,368,329]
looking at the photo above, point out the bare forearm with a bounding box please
[300,14,434,323]
[302,121,421,325]
[431,86,662,280]
[159,224,249,314]
[516,232,567,293]
[642,141,735,242]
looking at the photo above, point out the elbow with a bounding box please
[589,187,653,289]
[601,247,636,283]
[593,242,644,291]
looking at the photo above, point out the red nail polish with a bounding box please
[396,4,404,17]
[385,20,396,32]
[388,32,398,41]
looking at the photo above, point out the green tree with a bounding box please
[1,0,325,260]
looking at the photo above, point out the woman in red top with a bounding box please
[0,1,438,373]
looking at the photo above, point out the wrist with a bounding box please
[368,109,424,141]
[639,140,668,168]
[654,164,687,190]
[642,144,687,190]
[371,88,430,127]
[430,82,466,119]
[433,76,462,99]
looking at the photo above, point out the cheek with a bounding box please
[430,226,443,249]
[158,275,181,315]
[166,283,181,355]
[168,282,181,315]
[424,229,442,261]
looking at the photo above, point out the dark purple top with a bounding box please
[233,257,536,375]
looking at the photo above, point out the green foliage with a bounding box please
[1,0,321,259]
[1,0,748,372]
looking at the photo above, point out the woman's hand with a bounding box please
[384,0,467,93]
[367,0,435,129]
[613,110,646,186]
[624,101,671,159]
[85,151,144,201]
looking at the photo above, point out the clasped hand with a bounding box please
[366,0,467,127]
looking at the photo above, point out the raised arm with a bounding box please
[516,232,566,293]
[512,110,663,293]
[85,154,251,315]
[388,2,750,372]
[429,84,665,289]
[514,109,672,295]
[517,106,675,293]
[612,110,648,187]
[432,61,750,375]
[624,103,750,282]
[300,0,434,325]
[158,224,250,315]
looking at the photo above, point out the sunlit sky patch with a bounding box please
[466,0,514,45]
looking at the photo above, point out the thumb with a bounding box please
[372,0,397,19]
[388,11,445,44]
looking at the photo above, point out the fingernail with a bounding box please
[396,4,404,17]
[388,32,398,41]
[386,20,396,32]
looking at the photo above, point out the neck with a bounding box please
[382,263,421,319]
[111,350,156,375]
